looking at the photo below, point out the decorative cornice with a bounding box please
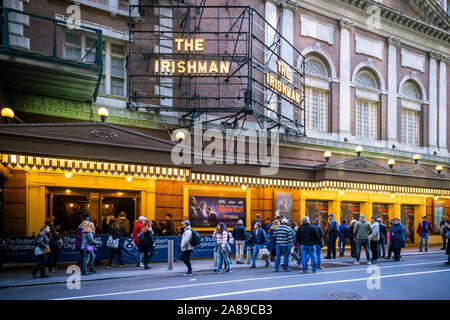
[340,19,354,31]
[429,51,443,60]
[387,36,401,47]
[281,0,299,11]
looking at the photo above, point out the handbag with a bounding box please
[446,229,450,239]
[107,236,119,249]
[257,248,270,260]
[86,244,95,253]
[42,245,51,254]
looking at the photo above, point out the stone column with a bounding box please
[387,37,400,145]
[338,20,353,138]
[279,0,297,123]
[428,51,440,151]
[438,56,447,152]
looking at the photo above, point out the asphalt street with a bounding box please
[0,252,449,300]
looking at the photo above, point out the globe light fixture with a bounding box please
[435,165,443,174]
[175,130,185,142]
[1,107,14,123]
[413,154,420,164]
[324,151,332,162]
[388,159,395,169]
[355,146,363,157]
[98,107,109,123]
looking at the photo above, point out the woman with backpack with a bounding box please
[107,220,124,268]
[213,223,232,273]
[138,220,155,270]
[31,225,51,278]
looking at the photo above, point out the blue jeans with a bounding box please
[216,244,231,271]
[377,237,386,257]
[355,239,371,262]
[275,244,290,271]
[251,244,268,267]
[136,251,143,266]
[300,245,317,272]
[314,245,322,268]
[419,233,429,251]
[338,237,347,253]
[82,249,95,272]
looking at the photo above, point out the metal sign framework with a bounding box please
[127,4,305,135]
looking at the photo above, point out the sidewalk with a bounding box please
[0,245,446,289]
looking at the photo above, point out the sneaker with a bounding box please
[184,271,193,276]
[425,249,428,252]
[89,269,97,274]
[106,265,114,269]
[119,263,125,267]
[31,270,38,279]
[274,269,279,272]
[213,269,219,273]
[354,261,360,265]
[249,265,256,269]
[440,248,445,250]
[420,249,423,252]
[312,270,317,273]
[225,269,232,273]
[368,261,372,265]
[139,263,144,267]
[317,266,323,270]
[144,265,151,270]
[282,268,292,272]
[300,270,308,274]
[265,262,270,267]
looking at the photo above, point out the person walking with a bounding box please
[440,216,449,250]
[353,214,372,265]
[138,220,155,270]
[133,216,146,267]
[267,218,280,262]
[377,218,387,258]
[369,216,380,262]
[273,218,294,272]
[385,219,394,259]
[312,217,324,270]
[46,219,60,271]
[417,215,432,252]
[325,214,338,259]
[31,225,51,279]
[443,220,450,265]
[391,217,406,261]
[180,220,194,275]
[251,214,262,231]
[75,224,84,267]
[214,223,232,273]
[338,219,350,257]
[296,216,319,274]
[349,219,357,258]
[81,218,102,275]
[107,220,124,268]
[232,220,247,264]
[117,212,130,236]
[249,222,269,268]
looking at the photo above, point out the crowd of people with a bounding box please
[30,212,450,278]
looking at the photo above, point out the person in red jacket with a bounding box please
[133,216,146,267]
[417,216,432,252]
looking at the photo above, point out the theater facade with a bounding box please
[0,0,449,246]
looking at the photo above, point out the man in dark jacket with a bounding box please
[325,214,339,259]
[250,221,269,268]
[417,216,432,252]
[232,220,247,264]
[338,219,350,257]
[162,214,175,236]
[349,220,357,258]
[251,214,262,231]
[312,217,324,269]
[296,216,319,274]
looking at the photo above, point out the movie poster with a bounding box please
[305,200,328,233]
[401,204,415,244]
[372,203,389,224]
[340,202,360,224]
[188,195,246,228]
[434,200,444,233]
[274,191,292,222]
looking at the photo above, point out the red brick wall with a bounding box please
[2,169,26,236]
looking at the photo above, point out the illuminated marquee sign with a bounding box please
[154,38,231,75]
[266,60,301,105]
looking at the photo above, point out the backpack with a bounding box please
[189,229,201,246]
[227,232,234,245]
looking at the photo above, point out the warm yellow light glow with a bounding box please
[355,146,363,153]
[413,154,420,161]
[1,107,14,118]
[65,172,72,178]
[175,131,185,141]
[324,151,332,158]
[98,107,108,117]
[391,194,395,198]
[69,203,74,208]
[435,165,443,172]
[118,192,123,196]
[241,184,248,191]
[105,204,109,208]
[388,159,395,165]
[339,190,344,195]
[126,175,132,182]
[434,196,439,201]
[65,189,71,194]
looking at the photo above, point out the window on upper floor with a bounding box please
[355,71,379,140]
[304,57,329,132]
[401,82,421,147]
[64,31,126,97]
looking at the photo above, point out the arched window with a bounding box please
[304,57,329,132]
[355,71,379,140]
[401,82,421,147]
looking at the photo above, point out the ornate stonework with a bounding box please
[387,36,400,47]
[339,19,354,31]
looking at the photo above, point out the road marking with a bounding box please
[53,260,444,300]
[179,269,450,300]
